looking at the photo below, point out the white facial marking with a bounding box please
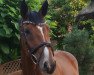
[44,47,49,61]
[37,26,49,61]
[37,26,45,41]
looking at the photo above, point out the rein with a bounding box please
[20,20,54,65]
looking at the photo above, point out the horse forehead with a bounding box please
[36,26,47,34]
[37,26,43,32]
[37,26,44,35]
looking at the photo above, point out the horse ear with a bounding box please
[39,0,48,17]
[20,0,28,19]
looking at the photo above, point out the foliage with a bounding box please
[48,0,94,75]
[78,19,94,43]
[0,0,94,75]
[0,0,52,64]
[63,27,94,75]
[48,0,88,49]
[0,0,20,63]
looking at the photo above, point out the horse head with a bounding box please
[20,0,56,74]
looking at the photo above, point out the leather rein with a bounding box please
[20,20,54,65]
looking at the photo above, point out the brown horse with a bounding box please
[9,0,79,75]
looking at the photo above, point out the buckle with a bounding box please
[31,54,37,64]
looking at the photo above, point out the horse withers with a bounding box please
[9,0,79,75]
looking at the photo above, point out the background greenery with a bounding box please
[0,0,20,63]
[0,0,94,75]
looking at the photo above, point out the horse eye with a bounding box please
[25,29,30,34]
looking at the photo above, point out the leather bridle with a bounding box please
[20,20,54,65]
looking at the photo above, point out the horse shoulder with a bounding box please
[54,50,79,72]
[63,51,78,70]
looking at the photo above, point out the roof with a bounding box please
[76,0,94,22]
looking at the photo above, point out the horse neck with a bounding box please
[20,38,42,75]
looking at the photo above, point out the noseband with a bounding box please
[20,20,54,65]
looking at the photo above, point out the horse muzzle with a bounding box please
[43,60,56,74]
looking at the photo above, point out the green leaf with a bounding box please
[0,28,6,37]
[92,26,94,31]
[0,0,3,4]
[46,15,52,19]
[1,13,7,18]
[3,25,13,35]
[0,44,9,54]
[11,21,19,30]
[49,21,57,28]
[8,12,15,17]
[9,6,16,14]
[0,24,3,27]
[15,33,20,40]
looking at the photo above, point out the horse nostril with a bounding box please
[43,61,56,74]
[44,62,49,70]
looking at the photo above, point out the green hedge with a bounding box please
[0,0,20,63]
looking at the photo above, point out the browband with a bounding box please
[22,21,46,26]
